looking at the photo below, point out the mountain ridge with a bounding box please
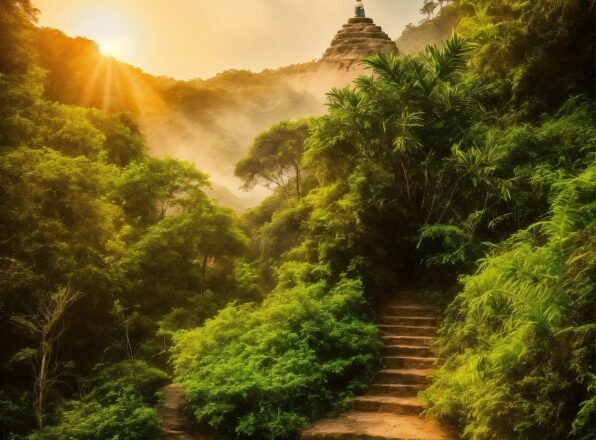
[34,13,450,211]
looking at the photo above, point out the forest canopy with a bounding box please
[0,0,594,439]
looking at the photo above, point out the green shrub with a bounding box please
[29,361,168,440]
[28,394,162,440]
[423,166,596,439]
[89,360,170,406]
[172,269,381,439]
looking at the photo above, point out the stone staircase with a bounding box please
[159,384,216,440]
[300,298,453,440]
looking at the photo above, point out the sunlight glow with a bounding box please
[74,7,137,60]
[98,37,131,59]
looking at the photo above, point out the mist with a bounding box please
[141,62,364,211]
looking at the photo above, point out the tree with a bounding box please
[303,35,503,283]
[454,0,595,116]
[424,166,596,439]
[117,157,208,227]
[0,0,44,148]
[437,0,449,10]
[235,119,311,199]
[12,287,82,428]
[119,195,248,318]
[421,1,438,20]
[0,0,39,75]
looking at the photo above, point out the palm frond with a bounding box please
[426,34,471,82]
[392,110,423,153]
[363,53,403,84]
[326,87,363,112]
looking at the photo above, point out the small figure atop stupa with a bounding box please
[354,0,366,17]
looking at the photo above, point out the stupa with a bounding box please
[321,1,399,69]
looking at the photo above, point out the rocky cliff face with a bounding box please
[321,17,399,70]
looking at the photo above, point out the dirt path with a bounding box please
[300,295,454,440]
[159,384,216,440]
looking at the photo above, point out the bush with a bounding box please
[172,268,381,439]
[29,361,168,440]
[423,166,596,439]
[28,394,162,440]
[89,360,170,406]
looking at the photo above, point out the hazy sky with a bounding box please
[35,0,424,79]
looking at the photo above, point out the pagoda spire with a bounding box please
[354,0,366,17]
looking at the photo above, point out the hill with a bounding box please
[395,4,460,54]
[34,28,370,211]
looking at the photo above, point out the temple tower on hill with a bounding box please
[320,1,399,69]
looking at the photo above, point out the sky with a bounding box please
[35,0,424,79]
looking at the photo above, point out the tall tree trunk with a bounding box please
[12,287,82,431]
[295,165,302,198]
[201,255,208,293]
[35,336,50,428]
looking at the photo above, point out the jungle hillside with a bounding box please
[0,1,594,439]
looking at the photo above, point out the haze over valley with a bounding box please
[33,2,441,210]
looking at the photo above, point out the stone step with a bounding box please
[352,396,423,414]
[162,431,199,440]
[159,384,216,440]
[383,356,438,369]
[384,345,434,357]
[368,383,424,397]
[376,369,431,385]
[383,335,435,346]
[331,38,392,47]
[385,305,437,317]
[348,17,374,24]
[379,316,438,326]
[334,31,392,40]
[379,325,438,337]
[342,23,370,30]
[300,411,454,440]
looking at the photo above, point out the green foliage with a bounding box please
[454,0,595,116]
[0,146,123,290]
[89,360,169,406]
[28,360,167,440]
[0,388,35,437]
[234,6,595,438]
[35,360,166,439]
[172,271,381,439]
[116,157,208,227]
[118,195,248,316]
[300,35,505,286]
[236,119,312,198]
[0,0,43,148]
[28,395,161,440]
[423,166,596,439]
[0,4,256,437]
[0,1,38,75]
[1,0,595,438]
[397,2,461,54]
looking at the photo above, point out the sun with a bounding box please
[73,7,137,60]
[98,37,130,59]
